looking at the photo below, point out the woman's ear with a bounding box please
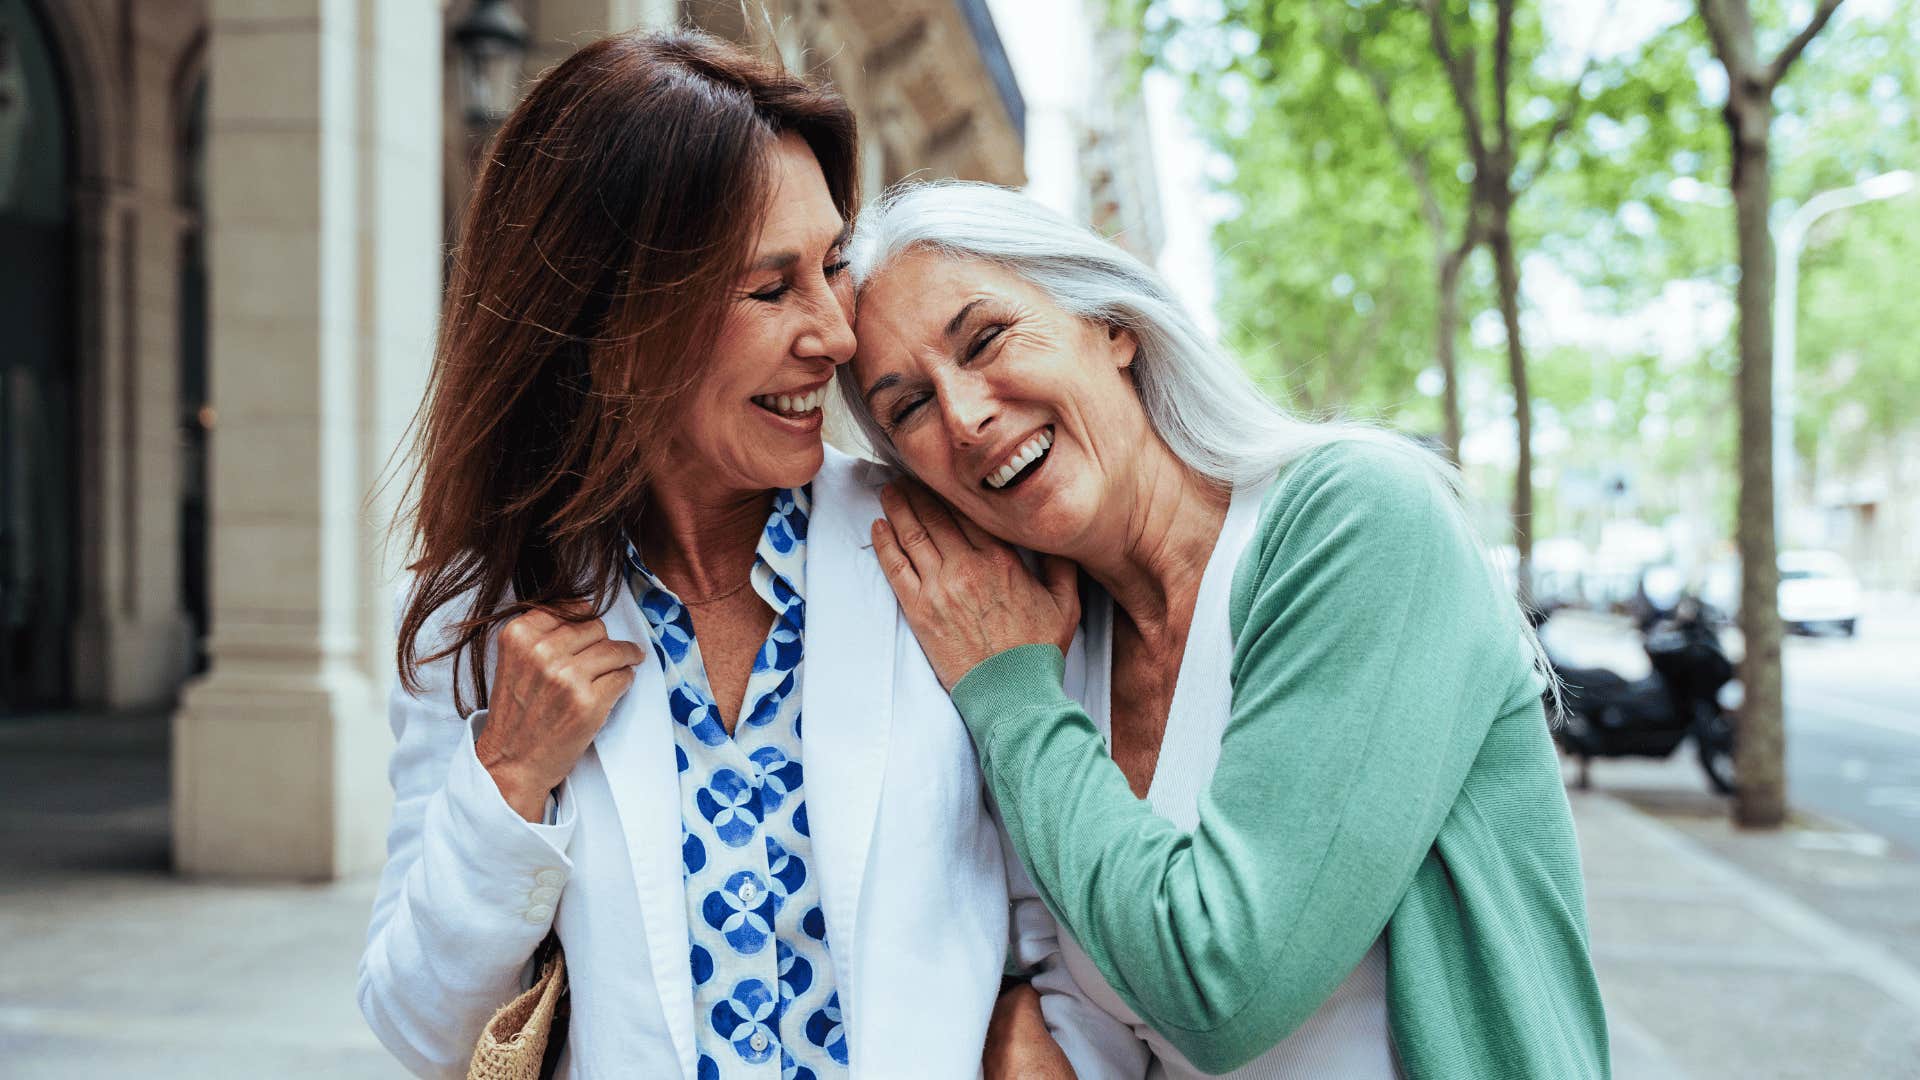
[1107,324,1140,370]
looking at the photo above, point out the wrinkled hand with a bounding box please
[985,981,1077,1079]
[474,602,646,821]
[872,480,1080,692]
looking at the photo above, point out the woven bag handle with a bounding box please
[467,937,567,1080]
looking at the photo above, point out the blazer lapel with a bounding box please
[800,451,897,1019]
[591,583,698,1079]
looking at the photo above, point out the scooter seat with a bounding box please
[1557,666,1628,710]
[1560,668,1672,728]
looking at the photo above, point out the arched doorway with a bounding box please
[0,0,76,713]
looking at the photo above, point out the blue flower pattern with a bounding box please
[804,991,849,1067]
[626,486,844,1076]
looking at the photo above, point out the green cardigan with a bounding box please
[951,441,1609,1078]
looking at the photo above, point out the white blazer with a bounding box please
[358,449,1011,1079]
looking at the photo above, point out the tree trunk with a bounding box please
[1486,203,1534,604]
[1726,79,1788,828]
[1436,236,1471,466]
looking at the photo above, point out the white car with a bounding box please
[1777,550,1862,636]
[1695,551,1861,636]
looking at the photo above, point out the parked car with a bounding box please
[1778,550,1862,636]
[1694,550,1861,636]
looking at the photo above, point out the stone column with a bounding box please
[173,0,440,879]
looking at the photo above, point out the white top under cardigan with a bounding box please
[1025,475,1401,1079]
[357,449,1011,1079]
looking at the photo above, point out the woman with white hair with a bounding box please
[839,181,1609,1078]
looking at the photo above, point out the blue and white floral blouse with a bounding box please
[624,487,847,1080]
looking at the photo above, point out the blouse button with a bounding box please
[738,880,759,904]
[749,1031,769,1053]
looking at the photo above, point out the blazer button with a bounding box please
[524,904,555,924]
[534,868,565,888]
[529,885,561,905]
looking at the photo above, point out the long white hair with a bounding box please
[835,180,1557,700]
[837,179,1421,487]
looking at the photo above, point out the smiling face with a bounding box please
[851,249,1150,554]
[666,132,856,495]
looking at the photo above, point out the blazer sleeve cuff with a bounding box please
[416,711,578,931]
[454,711,578,850]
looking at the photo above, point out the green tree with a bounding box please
[1199,73,1443,422]
[1771,6,1920,488]
[1519,4,1920,577]
[1419,0,1599,602]
[1141,6,1453,430]
[1130,0,1603,600]
[1696,0,1846,829]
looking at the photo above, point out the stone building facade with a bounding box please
[996,0,1162,266]
[2,0,1025,878]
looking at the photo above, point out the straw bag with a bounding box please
[468,935,568,1080]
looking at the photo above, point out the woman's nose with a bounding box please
[799,285,857,366]
[938,374,997,446]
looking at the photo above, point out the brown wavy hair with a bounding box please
[396,29,857,710]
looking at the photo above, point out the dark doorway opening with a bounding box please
[0,0,78,714]
[178,76,209,675]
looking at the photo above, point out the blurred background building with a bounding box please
[0,0,1169,879]
[985,0,1163,264]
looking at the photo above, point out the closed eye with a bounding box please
[888,392,931,429]
[965,325,1005,362]
[750,255,850,304]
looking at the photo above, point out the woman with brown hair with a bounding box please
[355,30,1046,1078]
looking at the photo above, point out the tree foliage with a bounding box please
[1775,5,1920,462]
[1138,4,1464,423]
[1118,0,1916,548]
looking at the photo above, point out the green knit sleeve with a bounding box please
[948,440,1537,1074]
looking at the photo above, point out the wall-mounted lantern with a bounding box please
[450,0,530,131]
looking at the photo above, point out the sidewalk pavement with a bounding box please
[0,711,404,1078]
[1573,779,1920,1079]
[4,713,1918,1078]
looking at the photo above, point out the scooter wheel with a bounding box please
[1696,709,1737,796]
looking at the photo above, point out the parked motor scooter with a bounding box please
[1625,563,1687,632]
[1536,600,1739,794]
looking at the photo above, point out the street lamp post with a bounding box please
[1772,169,1917,542]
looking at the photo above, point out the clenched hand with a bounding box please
[473,603,646,821]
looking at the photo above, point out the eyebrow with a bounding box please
[750,221,853,274]
[864,297,989,405]
[863,372,901,406]
[944,298,985,339]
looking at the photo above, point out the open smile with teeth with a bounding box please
[752,385,828,418]
[984,427,1054,490]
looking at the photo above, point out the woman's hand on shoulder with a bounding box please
[985,981,1077,1080]
[474,602,647,821]
[871,479,1079,692]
